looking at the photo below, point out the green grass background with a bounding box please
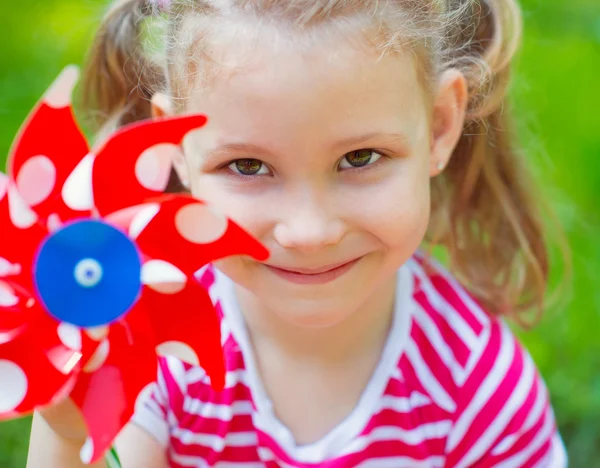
[0,0,599,466]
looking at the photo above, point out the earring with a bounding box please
[436,161,445,172]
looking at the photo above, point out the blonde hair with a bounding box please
[80,0,570,325]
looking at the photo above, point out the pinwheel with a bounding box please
[0,66,269,463]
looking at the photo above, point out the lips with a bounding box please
[271,259,356,275]
[264,257,362,285]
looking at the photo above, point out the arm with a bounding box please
[114,423,168,468]
[118,356,189,467]
[26,356,178,468]
[27,411,168,468]
[445,319,567,468]
[26,409,106,468]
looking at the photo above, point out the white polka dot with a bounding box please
[0,360,28,413]
[105,204,160,238]
[0,281,18,307]
[175,203,227,245]
[47,213,62,232]
[141,260,186,294]
[0,259,10,277]
[156,341,199,366]
[135,144,178,192]
[0,173,8,201]
[0,258,21,277]
[129,203,160,239]
[79,437,94,464]
[44,65,79,109]
[7,185,37,229]
[57,323,82,351]
[62,153,95,211]
[83,339,110,373]
[15,155,56,207]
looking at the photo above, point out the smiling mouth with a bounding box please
[264,257,362,285]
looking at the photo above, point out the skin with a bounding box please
[155,24,468,443]
[27,20,467,467]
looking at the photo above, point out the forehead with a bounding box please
[182,21,430,149]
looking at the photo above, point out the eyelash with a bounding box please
[223,149,387,179]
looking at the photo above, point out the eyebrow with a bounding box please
[203,143,276,163]
[332,132,411,152]
[204,131,411,162]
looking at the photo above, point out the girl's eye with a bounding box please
[228,159,269,176]
[339,150,382,170]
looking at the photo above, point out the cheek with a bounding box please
[190,175,271,240]
[213,256,251,288]
[197,178,267,287]
[366,193,429,250]
[348,164,430,249]
[382,196,430,250]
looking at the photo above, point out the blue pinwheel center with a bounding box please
[74,258,104,287]
[34,219,142,328]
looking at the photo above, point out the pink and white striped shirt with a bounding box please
[132,253,568,467]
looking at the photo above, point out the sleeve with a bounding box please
[444,319,568,468]
[129,356,189,447]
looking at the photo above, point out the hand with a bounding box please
[37,397,89,443]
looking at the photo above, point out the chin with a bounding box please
[266,296,356,329]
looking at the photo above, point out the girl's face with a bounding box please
[160,27,466,328]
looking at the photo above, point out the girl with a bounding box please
[27,0,569,466]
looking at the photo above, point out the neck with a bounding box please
[233,275,397,365]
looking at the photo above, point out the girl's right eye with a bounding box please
[227,159,270,176]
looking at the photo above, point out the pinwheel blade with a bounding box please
[133,195,269,277]
[0,175,47,291]
[0,311,81,420]
[0,279,38,343]
[91,115,208,216]
[70,304,158,464]
[139,275,225,390]
[7,66,91,223]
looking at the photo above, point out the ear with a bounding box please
[429,69,468,177]
[150,92,174,119]
[151,93,190,188]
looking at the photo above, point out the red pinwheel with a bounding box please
[0,66,269,463]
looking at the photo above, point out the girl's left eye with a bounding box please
[228,159,270,176]
[339,150,382,170]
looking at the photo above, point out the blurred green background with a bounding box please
[0,0,599,466]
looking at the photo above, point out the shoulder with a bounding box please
[407,251,492,351]
[404,252,567,466]
[405,251,534,383]
[403,251,509,400]
[405,251,549,405]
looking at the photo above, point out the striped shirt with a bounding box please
[132,253,568,467]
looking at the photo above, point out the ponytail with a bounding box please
[81,0,165,135]
[427,0,570,324]
[80,0,185,192]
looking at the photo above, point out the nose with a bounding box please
[273,190,345,254]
